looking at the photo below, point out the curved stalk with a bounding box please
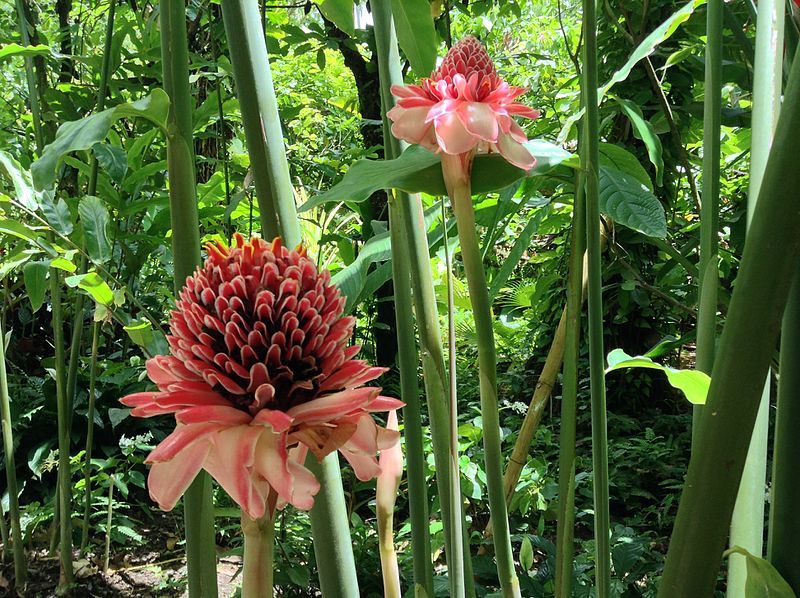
[80,322,100,552]
[241,513,275,598]
[159,0,218,594]
[728,0,783,593]
[0,321,26,586]
[443,153,520,598]
[658,43,800,596]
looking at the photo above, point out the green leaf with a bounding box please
[107,408,130,429]
[50,257,76,272]
[92,143,128,184]
[598,143,652,192]
[0,219,55,255]
[0,43,52,60]
[724,547,796,598]
[315,0,354,37]
[0,150,37,210]
[605,348,710,405]
[23,261,49,312]
[78,196,112,264]
[124,320,155,349]
[599,166,667,238]
[332,231,392,313]
[391,0,438,75]
[65,272,114,306]
[39,192,74,235]
[488,215,541,301]
[519,536,534,572]
[614,98,664,186]
[300,140,571,211]
[31,90,170,190]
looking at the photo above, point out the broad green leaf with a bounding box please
[49,257,76,272]
[300,140,571,211]
[0,43,51,60]
[599,166,667,238]
[78,196,112,264]
[724,547,795,598]
[0,219,55,255]
[0,151,37,210]
[22,261,49,312]
[519,536,534,572]
[488,214,541,301]
[315,0,355,37]
[124,320,155,350]
[614,98,664,186]
[65,272,114,306]
[31,89,169,190]
[92,143,128,184]
[332,231,392,313]
[391,0,438,75]
[598,143,652,191]
[39,192,74,235]
[605,348,710,405]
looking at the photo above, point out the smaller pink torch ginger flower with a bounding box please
[121,234,403,519]
[387,36,540,170]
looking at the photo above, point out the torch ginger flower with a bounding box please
[121,234,402,519]
[387,35,540,170]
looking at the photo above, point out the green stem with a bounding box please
[694,0,723,439]
[220,0,300,247]
[14,0,45,153]
[768,268,800,592]
[103,476,113,574]
[580,1,610,594]
[728,1,783,593]
[159,0,218,594]
[50,269,74,585]
[444,154,520,598]
[80,322,100,552]
[241,513,275,598]
[0,321,26,586]
[305,454,359,597]
[555,171,586,598]
[658,43,800,596]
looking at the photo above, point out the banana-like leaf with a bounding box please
[391,0,438,75]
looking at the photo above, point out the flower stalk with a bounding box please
[81,321,101,552]
[241,512,275,598]
[443,152,520,598]
[376,411,402,598]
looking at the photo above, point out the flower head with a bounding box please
[387,36,540,170]
[121,234,402,519]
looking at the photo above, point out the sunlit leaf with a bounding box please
[316,0,355,37]
[391,0,438,75]
[65,272,114,306]
[599,166,667,238]
[0,150,37,210]
[614,98,664,186]
[0,43,52,60]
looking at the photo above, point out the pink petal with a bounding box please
[456,102,499,143]
[364,395,406,413]
[253,408,294,433]
[434,111,479,155]
[204,425,269,519]
[507,103,540,120]
[176,405,253,425]
[147,441,211,511]
[287,387,378,424]
[376,411,403,504]
[388,106,435,146]
[496,133,536,171]
[146,422,223,463]
[252,427,318,510]
[425,98,461,123]
[340,446,382,481]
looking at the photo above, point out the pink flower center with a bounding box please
[433,36,499,100]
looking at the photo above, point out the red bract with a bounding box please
[387,36,540,170]
[121,234,402,519]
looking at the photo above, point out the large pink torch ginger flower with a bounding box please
[121,234,402,519]
[387,36,540,170]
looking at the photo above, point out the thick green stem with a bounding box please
[241,513,275,598]
[305,454,359,597]
[555,171,586,598]
[220,0,300,247]
[727,1,783,593]
[50,269,74,585]
[658,44,800,596]
[0,321,26,586]
[14,0,45,153]
[580,1,610,594]
[694,0,723,439]
[159,0,218,594]
[80,322,100,552]
[444,154,520,598]
[769,269,800,592]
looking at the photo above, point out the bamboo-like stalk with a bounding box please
[14,0,44,153]
[580,0,610,593]
[371,2,434,591]
[50,269,74,585]
[444,154,520,598]
[769,269,800,592]
[103,476,113,574]
[159,0,218,595]
[727,1,783,593]
[0,321,26,586]
[658,43,800,596]
[80,322,100,552]
[220,0,300,247]
[370,0,469,593]
[694,0,723,441]
[241,513,275,598]
[555,172,586,598]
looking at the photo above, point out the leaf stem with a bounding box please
[241,513,275,598]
